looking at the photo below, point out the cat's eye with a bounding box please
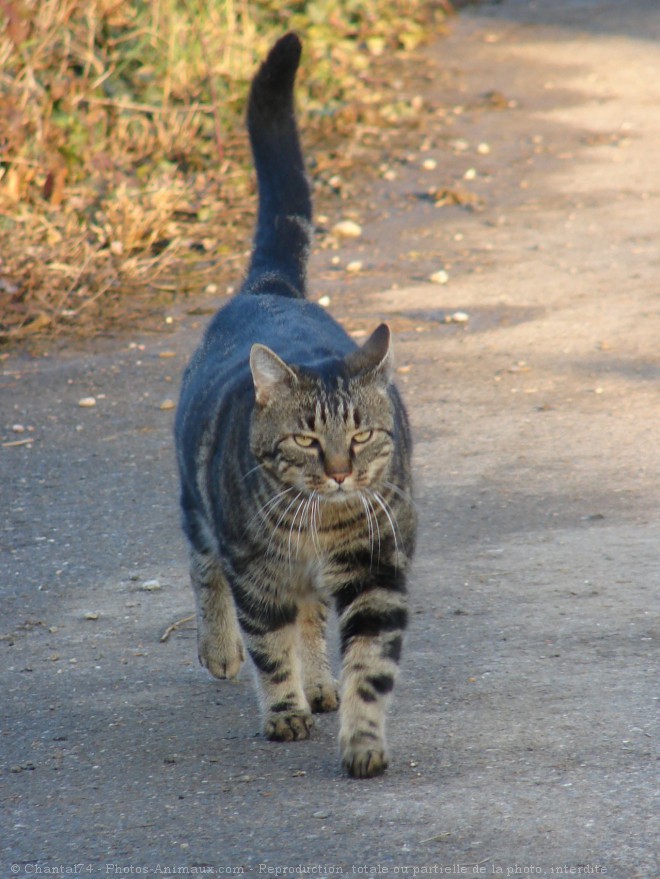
[352,430,373,445]
[293,434,316,448]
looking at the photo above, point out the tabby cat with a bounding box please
[175,33,416,778]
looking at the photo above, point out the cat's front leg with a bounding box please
[335,563,408,778]
[190,549,246,680]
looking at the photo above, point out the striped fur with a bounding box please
[175,34,416,778]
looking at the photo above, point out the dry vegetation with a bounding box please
[0,0,449,343]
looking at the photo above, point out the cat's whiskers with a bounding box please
[297,490,323,561]
[241,462,265,483]
[248,486,295,530]
[300,490,324,563]
[266,490,304,559]
[295,493,314,559]
[358,491,378,568]
[310,492,323,560]
[287,494,310,570]
[383,480,416,509]
[358,493,373,560]
[366,491,383,566]
[367,488,401,563]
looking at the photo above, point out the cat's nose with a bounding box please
[328,470,350,485]
[324,452,352,485]
[325,459,352,485]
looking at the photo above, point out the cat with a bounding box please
[174,32,416,778]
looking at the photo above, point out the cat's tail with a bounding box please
[244,32,311,300]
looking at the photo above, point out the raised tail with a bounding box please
[243,33,312,299]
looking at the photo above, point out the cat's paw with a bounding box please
[305,681,340,714]
[264,711,314,742]
[341,737,389,778]
[198,636,246,680]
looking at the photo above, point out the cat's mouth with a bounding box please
[298,470,374,500]
[325,484,350,499]
[318,480,363,502]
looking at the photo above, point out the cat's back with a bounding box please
[176,293,357,441]
[184,293,355,386]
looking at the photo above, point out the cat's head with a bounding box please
[249,324,396,500]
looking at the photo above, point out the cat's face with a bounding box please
[249,325,395,500]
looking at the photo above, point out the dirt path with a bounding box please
[2,1,658,876]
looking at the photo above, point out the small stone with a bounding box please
[205,283,218,295]
[158,351,177,359]
[445,311,470,324]
[450,138,470,152]
[318,295,331,307]
[84,612,100,620]
[141,579,162,591]
[422,159,437,170]
[159,399,176,411]
[12,424,25,433]
[332,220,362,239]
[313,810,330,819]
[110,240,124,256]
[464,168,477,180]
[346,261,363,273]
[430,270,449,285]
[477,142,491,155]
[78,397,96,408]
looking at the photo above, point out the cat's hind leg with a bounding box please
[190,549,246,680]
[299,598,339,713]
[233,586,313,741]
[248,624,314,742]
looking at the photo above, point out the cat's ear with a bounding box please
[250,344,298,406]
[345,323,393,387]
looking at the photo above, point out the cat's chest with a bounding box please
[268,499,368,569]
[278,506,364,559]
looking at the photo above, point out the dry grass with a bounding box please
[0,0,449,343]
